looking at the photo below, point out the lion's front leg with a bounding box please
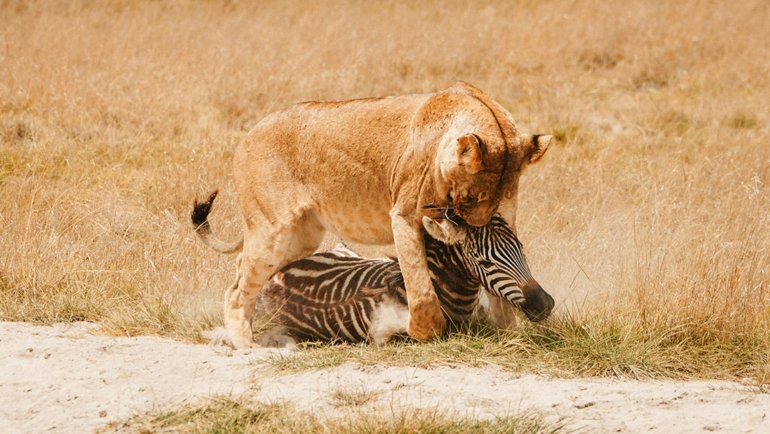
[390,210,446,340]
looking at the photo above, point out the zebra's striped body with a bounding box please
[258,215,553,344]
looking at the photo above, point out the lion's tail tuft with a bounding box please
[191,189,243,254]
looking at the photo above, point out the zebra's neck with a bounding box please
[424,235,482,322]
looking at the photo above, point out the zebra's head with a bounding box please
[422,215,554,322]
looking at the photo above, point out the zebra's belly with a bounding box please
[272,294,475,344]
[274,294,409,344]
[258,262,479,344]
[367,295,410,344]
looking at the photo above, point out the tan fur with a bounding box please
[198,82,550,348]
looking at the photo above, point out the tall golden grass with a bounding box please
[1,0,768,380]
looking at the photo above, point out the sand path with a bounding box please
[1,322,767,433]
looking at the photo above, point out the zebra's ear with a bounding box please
[331,242,361,258]
[421,216,466,244]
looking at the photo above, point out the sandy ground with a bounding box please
[1,322,768,433]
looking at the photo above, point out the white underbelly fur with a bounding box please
[368,295,410,345]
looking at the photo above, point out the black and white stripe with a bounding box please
[258,215,536,343]
[463,217,535,305]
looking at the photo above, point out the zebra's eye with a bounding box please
[477,259,494,269]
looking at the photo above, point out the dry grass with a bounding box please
[268,317,770,383]
[102,395,562,434]
[1,0,769,381]
[328,386,383,408]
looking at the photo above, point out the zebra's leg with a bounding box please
[224,210,325,349]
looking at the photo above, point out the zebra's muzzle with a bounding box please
[519,281,554,322]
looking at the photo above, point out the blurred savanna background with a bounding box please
[1,0,768,382]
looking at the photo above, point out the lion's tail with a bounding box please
[191,190,243,254]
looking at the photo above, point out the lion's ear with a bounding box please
[521,134,552,164]
[457,134,483,174]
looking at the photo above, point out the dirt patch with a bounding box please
[1,322,768,433]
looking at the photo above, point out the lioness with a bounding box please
[193,82,551,348]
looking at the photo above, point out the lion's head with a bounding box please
[437,131,551,226]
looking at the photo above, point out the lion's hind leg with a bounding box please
[224,210,325,349]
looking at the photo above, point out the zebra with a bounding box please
[256,215,554,345]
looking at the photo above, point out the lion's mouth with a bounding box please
[422,198,464,225]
